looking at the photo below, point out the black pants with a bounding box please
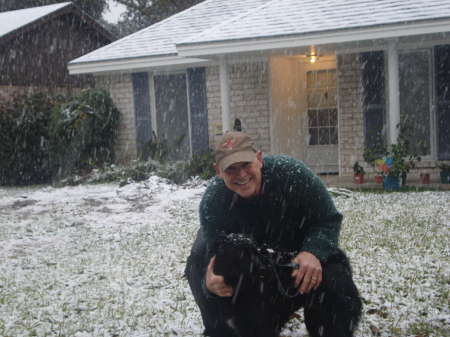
[184,230,362,337]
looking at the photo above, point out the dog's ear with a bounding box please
[208,232,228,255]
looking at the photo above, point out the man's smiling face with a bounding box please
[214,151,263,199]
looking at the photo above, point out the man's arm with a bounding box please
[272,157,341,292]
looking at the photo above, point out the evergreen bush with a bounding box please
[0,91,54,185]
[49,88,121,178]
[0,86,215,186]
[186,149,216,180]
[0,88,121,186]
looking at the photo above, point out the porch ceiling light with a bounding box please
[307,53,319,63]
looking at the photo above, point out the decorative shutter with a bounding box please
[132,72,152,159]
[188,67,209,155]
[435,45,450,160]
[361,51,386,150]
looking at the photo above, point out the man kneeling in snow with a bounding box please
[185,131,362,337]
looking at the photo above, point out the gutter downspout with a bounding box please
[388,40,401,145]
[219,55,231,133]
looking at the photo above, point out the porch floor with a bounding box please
[318,175,450,190]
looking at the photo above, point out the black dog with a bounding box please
[209,233,302,337]
[209,232,362,337]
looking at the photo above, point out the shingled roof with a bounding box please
[182,0,450,45]
[0,2,116,45]
[0,2,70,39]
[68,0,450,74]
[69,0,269,64]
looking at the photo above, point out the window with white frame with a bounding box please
[307,69,338,146]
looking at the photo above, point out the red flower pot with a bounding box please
[354,174,364,184]
[420,173,430,184]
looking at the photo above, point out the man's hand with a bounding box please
[205,256,234,297]
[291,251,322,294]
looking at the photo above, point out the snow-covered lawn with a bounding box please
[0,177,449,337]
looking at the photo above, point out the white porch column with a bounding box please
[219,55,231,133]
[388,40,401,144]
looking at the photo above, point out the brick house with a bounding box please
[68,0,450,181]
[0,2,115,103]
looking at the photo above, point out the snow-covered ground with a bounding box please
[0,177,449,337]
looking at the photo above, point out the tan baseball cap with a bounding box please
[214,131,257,172]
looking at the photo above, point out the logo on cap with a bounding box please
[220,137,244,150]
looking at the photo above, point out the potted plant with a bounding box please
[439,164,450,184]
[381,125,426,189]
[364,122,426,189]
[353,162,365,184]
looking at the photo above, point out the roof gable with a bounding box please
[0,2,71,38]
[0,2,115,45]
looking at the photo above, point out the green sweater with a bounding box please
[199,155,342,263]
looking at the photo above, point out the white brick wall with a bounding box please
[205,61,271,154]
[337,53,365,176]
[96,73,137,164]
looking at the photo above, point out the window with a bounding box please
[361,51,386,150]
[154,73,190,160]
[399,50,432,156]
[362,46,450,160]
[307,69,338,146]
[308,108,338,145]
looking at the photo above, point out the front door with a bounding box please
[304,67,339,173]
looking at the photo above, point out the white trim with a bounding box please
[336,35,450,55]
[68,54,269,76]
[219,56,231,133]
[68,56,211,75]
[185,70,193,158]
[268,57,274,155]
[388,40,401,145]
[336,50,342,177]
[177,20,450,57]
[148,73,158,137]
